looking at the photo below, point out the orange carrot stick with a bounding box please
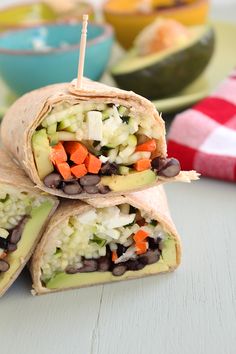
[112,250,118,262]
[64,142,88,165]
[135,241,148,255]
[134,158,151,171]
[50,142,67,164]
[133,229,149,243]
[56,162,71,180]
[85,153,102,174]
[135,139,157,152]
[71,164,87,178]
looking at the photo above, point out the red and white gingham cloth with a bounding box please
[167,69,236,182]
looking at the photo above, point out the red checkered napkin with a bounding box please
[167,69,236,182]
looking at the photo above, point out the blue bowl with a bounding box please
[0,21,114,95]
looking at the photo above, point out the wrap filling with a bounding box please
[41,203,177,287]
[32,102,181,195]
[0,184,54,275]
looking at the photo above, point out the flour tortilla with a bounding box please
[1,78,198,199]
[31,185,181,295]
[0,149,58,297]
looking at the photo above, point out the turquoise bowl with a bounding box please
[0,21,114,95]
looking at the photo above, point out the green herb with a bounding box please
[121,116,130,124]
[54,248,62,258]
[125,220,136,227]
[90,235,106,247]
[0,194,9,203]
[100,146,113,155]
[93,141,100,148]
[150,220,158,227]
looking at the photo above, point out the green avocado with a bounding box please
[111,25,215,99]
[162,238,177,267]
[32,129,54,180]
[45,258,171,290]
[101,170,156,192]
[0,200,54,297]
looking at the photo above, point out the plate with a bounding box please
[152,21,236,113]
[0,21,235,117]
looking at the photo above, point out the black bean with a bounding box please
[158,158,181,178]
[59,181,66,190]
[0,237,8,249]
[79,259,98,272]
[65,266,81,274]
[112,264,127,276]
[0,259,10,272]
[8,217,28,244]
[100,162,119,176]
[66,259,98,274]
[44,173,62,188]
[106,245,111,258]
[98,256,111,272]
[151,157,167,171]
[117,244,127,257]
[126,260,145,271]
[7,243,17,252]
[148,237,159,250]
[139,250,160,265]
[83,185,99,194]
[98,184,111,194]
[80,175,101,186]
[63,182,82,195]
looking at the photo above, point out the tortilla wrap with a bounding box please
[31,185,181,295]
[1,78,198,199]
[0,149,58,297]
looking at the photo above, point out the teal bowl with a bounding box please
[0,21,114,95]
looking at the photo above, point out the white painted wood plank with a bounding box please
[0,274,103,354]
[94,180,236,354]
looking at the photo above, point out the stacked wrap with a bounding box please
[0,78,196,295]
[0,150,58,297]
[1,78,198,199]
[31,186,181,294]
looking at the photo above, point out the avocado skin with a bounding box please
[112,27,215,100]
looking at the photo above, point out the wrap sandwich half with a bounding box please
[0,149,58,297]
[31,185,181,294]
[1,78,198,199]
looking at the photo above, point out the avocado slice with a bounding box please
[111,25,215,99]
[101,170,156,192]
[162,238,177,267]
[0,200,54,297]
[32,129,54,180]
[45,258,170,290]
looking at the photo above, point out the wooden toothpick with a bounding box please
[77,14,89,89]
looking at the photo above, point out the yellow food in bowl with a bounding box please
[103,0,209,49]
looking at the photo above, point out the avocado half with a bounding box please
[111,24,215,99]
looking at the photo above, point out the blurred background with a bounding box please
[1,0,235,7]
[0,0,235,118]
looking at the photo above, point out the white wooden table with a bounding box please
[1,3,236,354]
